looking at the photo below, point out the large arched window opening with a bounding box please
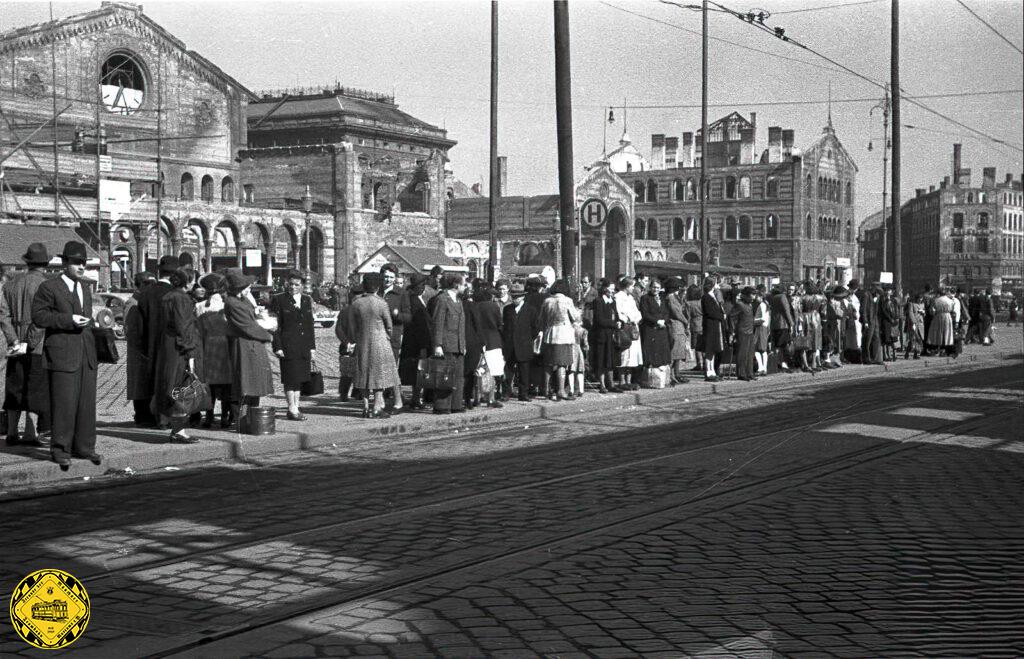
[647,217,659,241]
[738,215,752,240]
[200,175,214,202]
[765,214,779,239]
[845,181,852,205]
[672,217,685,241]
[518,242,546,266]
[221,176,234,203]
[634,218,646,240]
[100,51,147,115]
[646,179,657,203]
[685,216,698,240]
[673,179,685,201]
[806,174,814,197]
[180,173,194,201]
[844,220,852,243]
[634,180,645,202]
[725,215,738,240]
[765,176,778,198]
[685,178,696,201]
[243,184,255,203]
[725,176,737,199]
[739,175,751,199]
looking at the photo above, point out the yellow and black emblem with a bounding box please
[9,569,90,649]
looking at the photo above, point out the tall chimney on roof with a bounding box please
[953,143,962,184]
[681,132,694,168]
[781,129,795,160]
[982,167,995,189]
[942,176,950,189]
[1007,173,1014,184]
[664,137,678,169]
[768,127,782,163]
[651,134,665,170]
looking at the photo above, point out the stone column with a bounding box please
[203,239,214,274]
[135,233,148,273]
[236,246,243,268]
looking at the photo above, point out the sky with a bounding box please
[3,0,1023,224]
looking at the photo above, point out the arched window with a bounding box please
[739,175,751,199]
[765,214,779,239]
[725,176,737,199]
[685,178,696,201]
[518,243,545,266]
[242,183,255,203]
[221,176,234,203]
[200,175,214,202]
[953,212,964,229]
[647,217,659,241]
[634,250,643,261]
[672,217,684,241]
[646,179,657,203]
[765,176,778,198]
[845,181,852,205]
[644,251,654,261]
[634,218,646,240]
[978,192,986,204]
[817,216,825,240]
[634,180,645,202]
[180,173,194,201]
[685,216,698,240]
[844,220,852,242]
[806,174,814,197]
[673,179,685,201]
[725,215,738,240]
[738,215,752,240]
[978,212,989,229]
[805,213,814,238]
[817,176,824,199]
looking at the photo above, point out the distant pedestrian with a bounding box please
[753,287,771,375]
[903,292,925,360]
[638,278,671,373]
[398,276,433,409]
[701,277,726,382]
[539,279,578,401]
[31,241,99,471]
[664,278,690,383]
[0,242,52,445]
[613,277,643,390]
[730,286,757,381]
[503,283,539,401]
[137,255,179,426]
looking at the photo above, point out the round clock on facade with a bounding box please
[100,51,146,116]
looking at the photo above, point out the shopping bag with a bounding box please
[476,355,495,394]
[94,327,120,364]
[643,365,669,389]
[338,355,356,378]
[301,369,324,396]
[170,370,212,417]
[483,348,505,376]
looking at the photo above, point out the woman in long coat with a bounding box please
[926,288,956,354]
[903,292,925,359]
[823,286,847,369]
[125,272,155,426]
[462,289,485,409]
[685,285,705,373]
[664,278,690,382]
[224,270,275,426]
[613,277,643,390]
[589,278,620,394]
[639,279,672,371]
[152,269,202,444]
[878,288,900,361]
[398,276,432,409]
[472,287,504,408]
[269,270,316,421]
[196,273,233,428]
[347,273,401,418]
[538,280,579,400]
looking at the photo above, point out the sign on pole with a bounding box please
[880,271,894,284]
[98,179,131,222]
[580,198,607,229]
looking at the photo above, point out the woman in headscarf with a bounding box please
[823,285,848,369]
[224,269,275,428]
[347,273,402,418]
[195,272,234,428]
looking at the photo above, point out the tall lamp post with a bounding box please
[302,184,313,280]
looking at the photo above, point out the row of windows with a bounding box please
[945,265,1024,279]
[633,214,781,241]
[807,175,853,206]
[950,236,990,253]
[1003,236,1024,255]
[1004,211,1023,232]
[179,173,252,204]
[633,175,780,203]
[803,214,854,243]
[952,212,990,230]
[1003,192,1022,207]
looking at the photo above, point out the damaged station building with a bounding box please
[0,1,458,287]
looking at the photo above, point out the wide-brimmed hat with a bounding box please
[158,255,180,274]
[225,270,255,293]
[200,272,225,292]
[22,242,51,265]
[60,241,88,263]
[831,285,850,299]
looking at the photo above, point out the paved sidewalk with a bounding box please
[0,340,1019,493]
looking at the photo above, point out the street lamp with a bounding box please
[302,184,313,279]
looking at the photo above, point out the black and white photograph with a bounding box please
[0,0,1022,655]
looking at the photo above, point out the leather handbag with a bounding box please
[626,321,640,341]
[94,327,119,364]
[423,356,455,391]
[170,370,212,417]
[612,326,633,350]
[301,369,324,396]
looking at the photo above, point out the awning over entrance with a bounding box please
[0,223,101,266]
[353,244,466,276]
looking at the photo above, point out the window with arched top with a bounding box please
[644,251,654,261]
[672,217,684,241]
[805,213,814,237]
[725,215,738,240]
[634,180,645,201]
[978,212,989,229]
[844,220,852,242]
[634,218,646,240]
[817,216,825,240]
[806,174,814,197]
[243,184,255,203]
[967,192,974,203]
[686,216,698,240]
[739,175,751,199]
[845,181,852,205]
[673,179,685,201]
[766,214,779,239]
[738,215,752,239]
[685,178,696,201]
[646,179,657,203]
[221,176,234,203]
[766,176,778,198]
[634,250,643,261]
[180,173,194,201]
[200,175,214,202]
[725,176,737,199]
[647,217,659,241]
[626,162,633,172]
[518,243,545,266]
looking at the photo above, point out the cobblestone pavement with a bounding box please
[0,361,1021,657]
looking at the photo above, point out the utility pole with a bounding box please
[553,0,576,282]
[488,0,499,283]
[699,0,708,279]
[49,2,60,224]
[94,81,104,284]
[891,0,902,292]
[155,47,163,272]
[870,84,890,273]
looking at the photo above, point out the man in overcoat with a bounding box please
[701,277,726,382]
[431,273,467,414]
[769,283,795,372]
[31,241,99,470]
[136,255,178,425]
[502,285,539,401]
[729,286,757,381]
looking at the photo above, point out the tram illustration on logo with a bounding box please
[9,569,90,650]
[31,599,70,622]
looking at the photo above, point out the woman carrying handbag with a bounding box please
[152,268,204,444]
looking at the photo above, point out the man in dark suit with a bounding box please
[701,277,726,382]
[768,283,795,372]
[502,286,539,401]
[31,241,99,471]
[134,254,178,426]
[858,282,882,364]
[431,273,467,414]
[729,286,757,381]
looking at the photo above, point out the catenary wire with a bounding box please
[772,0,885,15]
[953,0,1023,56]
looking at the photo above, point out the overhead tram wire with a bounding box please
[682,0,1024,154]
[954,0,1023,56]
[772,0,884,15]
[620,88,1023,110]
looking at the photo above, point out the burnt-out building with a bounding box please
[616,112,859,283]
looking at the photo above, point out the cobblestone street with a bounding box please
[1,353,1021,657]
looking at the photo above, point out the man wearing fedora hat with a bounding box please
[134,254,179,427]
[31,241,99,470]
[0,242,53,446]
